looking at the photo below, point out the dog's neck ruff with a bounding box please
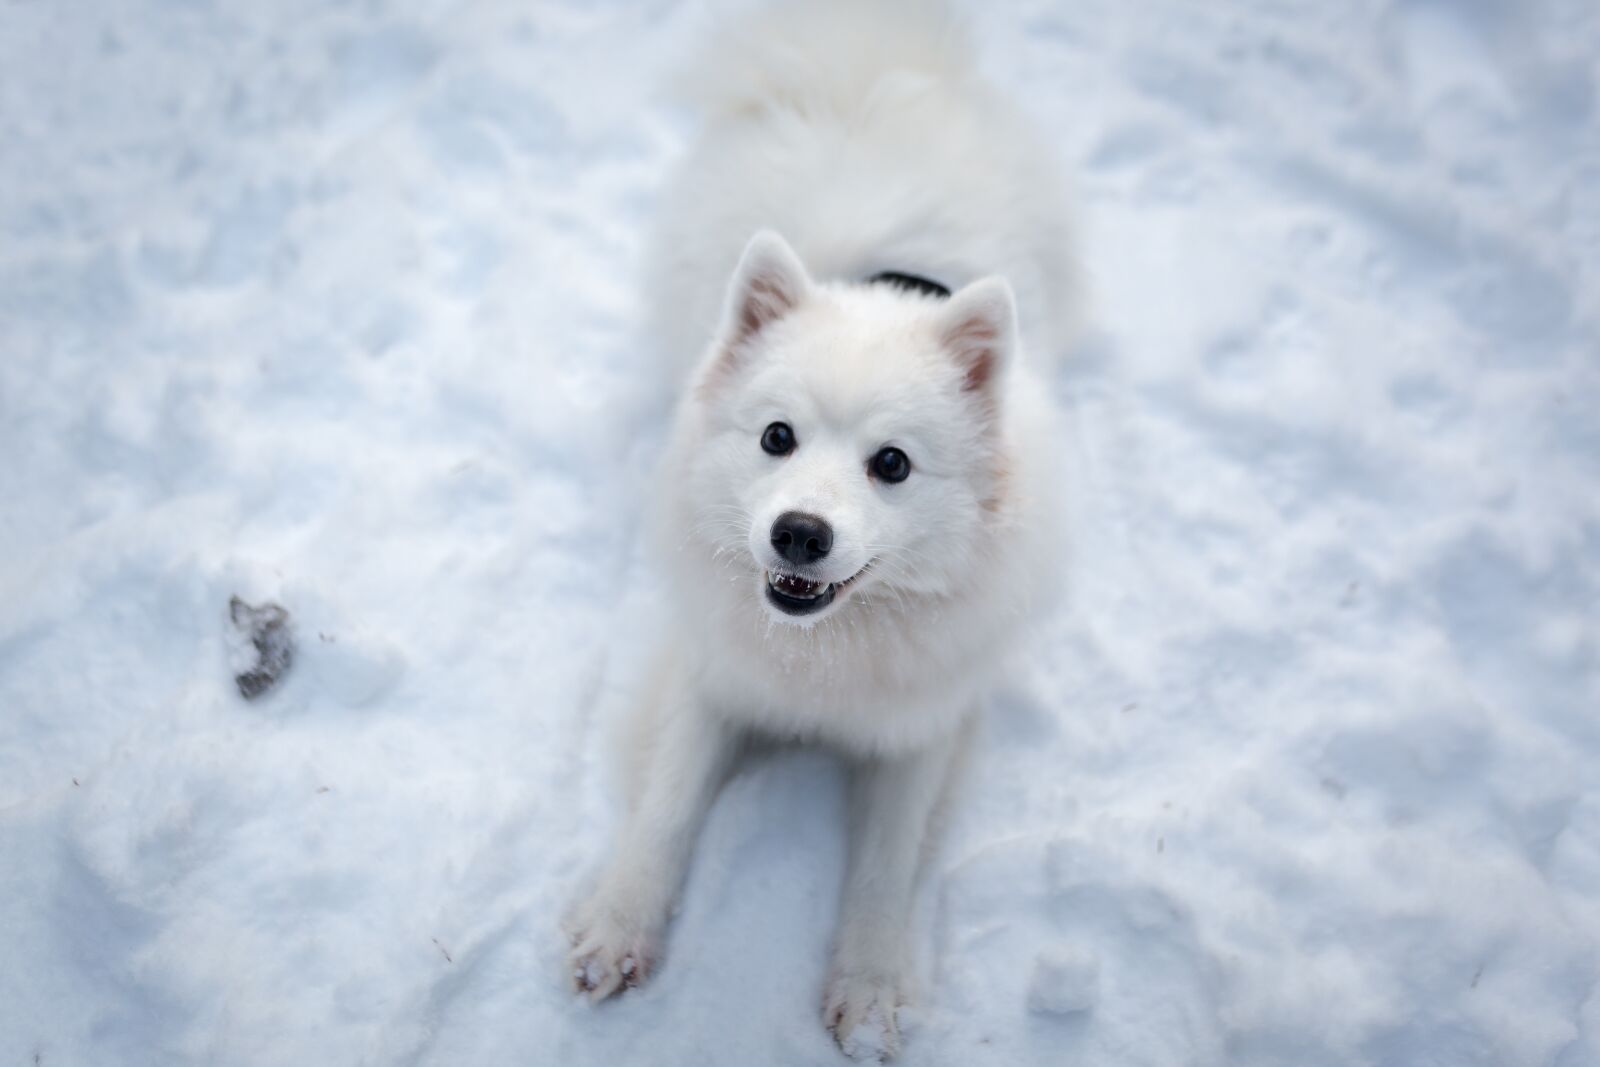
[864,270,952,300]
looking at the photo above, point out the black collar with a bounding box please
[865,270,952,299]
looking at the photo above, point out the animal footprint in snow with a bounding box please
[229,596,294,699]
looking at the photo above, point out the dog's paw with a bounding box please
[823,970,905,1061]
[563,904,659,1003]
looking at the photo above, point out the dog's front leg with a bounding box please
[565,667,736,1001]
[825,728,962,1059]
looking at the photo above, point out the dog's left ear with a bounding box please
[721,230,812,348]
[940,277,1017,395]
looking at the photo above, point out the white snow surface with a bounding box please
[2,1,1597,1065]
[1027,944,1100,1017]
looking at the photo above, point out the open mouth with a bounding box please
[765,571,836,615]
[763,565,869,617]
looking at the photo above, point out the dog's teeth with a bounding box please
[766,571,833,600]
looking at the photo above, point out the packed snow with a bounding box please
[1026,945,1100,1017]
[2,1,1596,1065]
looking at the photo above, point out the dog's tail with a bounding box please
[672,0,976,120]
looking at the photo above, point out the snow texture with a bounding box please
[1027,945,1100,1017]
[1,1,1597,1065]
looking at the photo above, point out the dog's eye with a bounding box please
[869,446,911,483]
[761,421,796,456]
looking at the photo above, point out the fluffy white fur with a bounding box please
[566,1,1076,1058]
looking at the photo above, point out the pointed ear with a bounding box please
[720,230,812,347]
[940,277,1017,394]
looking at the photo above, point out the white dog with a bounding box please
[566,0,1077,1057]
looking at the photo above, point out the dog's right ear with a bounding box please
[719,230,812,349]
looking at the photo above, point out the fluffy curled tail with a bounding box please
[672,0,976,120]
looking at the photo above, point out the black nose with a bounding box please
[770,511,832,565]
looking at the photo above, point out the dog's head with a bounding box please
[681,231,1017,626]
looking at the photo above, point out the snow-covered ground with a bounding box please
[2,0,1596,1063]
